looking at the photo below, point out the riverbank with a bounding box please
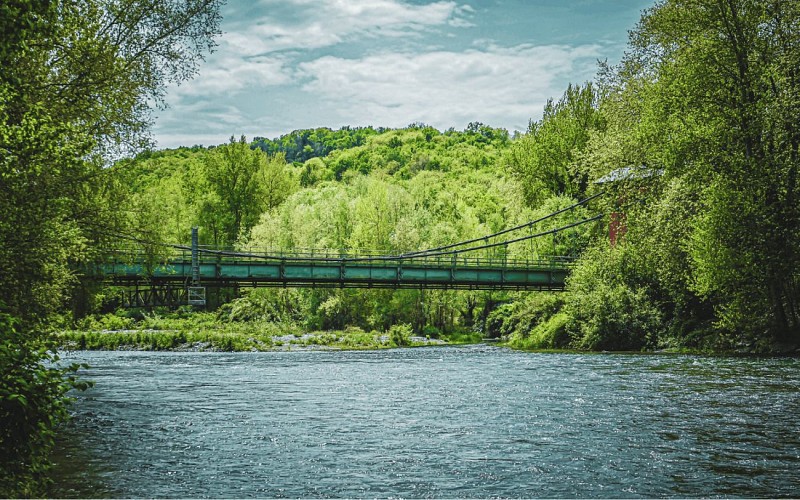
[57,312,481,352]
[58,312,800,355]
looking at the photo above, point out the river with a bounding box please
[50,346,800,498]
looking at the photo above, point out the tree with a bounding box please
[0,0,221,493]
[259,152,297,212]
[505,83,604,206]
[201,136,296,246]
[1,0,221,321]
[624,0,800,342]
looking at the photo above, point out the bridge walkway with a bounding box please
[94,249,574,291]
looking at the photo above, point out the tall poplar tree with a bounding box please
[200,136,296,246]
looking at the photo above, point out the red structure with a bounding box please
[609,212,627,247]
[596,166,662,247]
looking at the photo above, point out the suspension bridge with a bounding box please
[90,193,604,307]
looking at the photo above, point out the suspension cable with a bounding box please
[150,213,605,263]
[97,193,606,263]
[398,190,604,258]
[400,213,604,261]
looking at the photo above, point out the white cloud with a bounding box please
[151,2,621,148]
[297,44,602,132]
[168,55,293,98]
[245,0,464,52]
[164,1,468,104]
[153,101,248,142]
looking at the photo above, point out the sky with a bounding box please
[152,0,654,149]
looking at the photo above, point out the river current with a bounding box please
[50,346,800,498]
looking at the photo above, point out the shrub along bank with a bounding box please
[57,311,480,352]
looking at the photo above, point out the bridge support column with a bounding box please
[187,227,206,307]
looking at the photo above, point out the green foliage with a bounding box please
[200,136,297,246]
[488,293,566,342]
[0,311,91,497]
[220,288,305,324]
[388,323,413,347]
[0,2,221,495]
[331,327,381,349]
[439,330,484,345]
[253,127,383,164]
[0,0,221,323]
[77,312,135,332]
[485,303,515,339]
[562,244,663,351]
[60,312,285,352]
[508,312,571,350]
[47,0,800,359]
[601,0,800,345]
[58,311,476,351]
[505,83,603,205]
[107,121,605,346]
[421,325,441,338]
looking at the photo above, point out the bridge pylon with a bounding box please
[187,227,206,307]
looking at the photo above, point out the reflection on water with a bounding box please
[50,347,800,498]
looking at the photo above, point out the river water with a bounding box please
[50,346,800,498]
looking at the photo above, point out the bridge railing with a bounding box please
[97,244,578,270]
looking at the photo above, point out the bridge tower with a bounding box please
[187,227,206,307]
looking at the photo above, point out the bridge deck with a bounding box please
[93,257,571,291]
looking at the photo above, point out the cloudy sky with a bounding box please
[153,0,653,148]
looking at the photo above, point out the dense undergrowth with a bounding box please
[0,311,91,497]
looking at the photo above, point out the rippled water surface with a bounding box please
[50,346,800,498]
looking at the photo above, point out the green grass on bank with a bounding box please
[58,311,477,351]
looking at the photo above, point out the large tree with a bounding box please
[0,0,221,494]
[622,0,800,341]
[505,83,604,206]
[200,136,296,247]
[0,0,221,322]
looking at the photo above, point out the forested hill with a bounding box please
[120,123,528,253]
[113,120,597,337]
[120,65,800,355]
[252,126,384,164]
[129,122,512,189]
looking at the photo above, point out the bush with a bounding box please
[487,294,565,342]
[97,313,133,331]
[421,325,441,338]
[509,312,571,350]
[337,326,383,348]
[562,244,663,351]
[565,282,662,351]
[0,312,91,497]
[388,323,413,347]
[76,312,136,332]
[485,303,514,339]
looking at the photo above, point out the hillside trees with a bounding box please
[200,136,296,246]
[123,122,599,337]
[253,127,381,163]
[239,131,547,336]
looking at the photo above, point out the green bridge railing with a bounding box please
[91,246,575,291]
